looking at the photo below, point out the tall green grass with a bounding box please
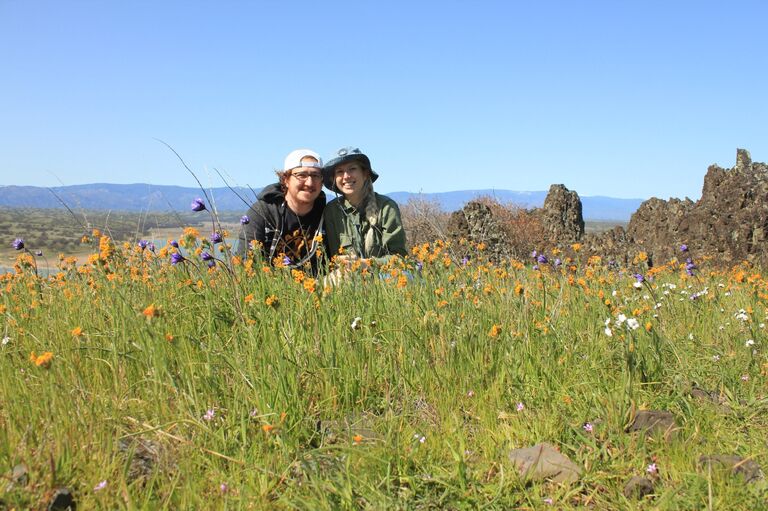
[1,239,766,509]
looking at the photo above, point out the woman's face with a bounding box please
[334,160,368,201]
[285,157,323,205]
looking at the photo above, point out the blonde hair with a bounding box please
[359,172,380,255]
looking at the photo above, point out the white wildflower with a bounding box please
[351,317,363,330]
[626,318,640,330]
[745,339,755,347]
[1,336,9,346]
[617,314,627,325]
[604,326,613,337]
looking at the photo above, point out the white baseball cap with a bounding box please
[283,149,323,171]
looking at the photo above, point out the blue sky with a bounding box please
[1,1,766,199]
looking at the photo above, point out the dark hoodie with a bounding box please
[236,183,326,269]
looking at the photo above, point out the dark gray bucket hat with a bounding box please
[322,147,379,191]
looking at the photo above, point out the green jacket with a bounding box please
[324,193,407,264]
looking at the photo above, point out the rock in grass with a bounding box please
[689,386,734,413]
[508,442,581,484]
[118,437,168,483]
[46,487,76,510]
[626,410,677,440]
[623,476,654,499]
[317,412,380,445]
[4,463,28,491]
[698,455,764,484]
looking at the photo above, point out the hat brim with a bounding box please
[322,153,379,191]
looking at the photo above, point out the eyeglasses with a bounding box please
[291,171,323,181]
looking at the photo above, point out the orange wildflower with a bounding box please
[71,326,83,337]
[488,324,502,338]
[29,351,54,368]
[142,304,160,318]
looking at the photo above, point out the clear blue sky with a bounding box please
[1,0,766,199]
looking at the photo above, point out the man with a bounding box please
[237,149,326,270]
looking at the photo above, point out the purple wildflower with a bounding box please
[685,258,697,276]
[283,255,292,266]
[680,244,688,252]
[35,250,43,256]
[147,242,156,252]
[416,261,423,272]
[634,273,644,283]
[191,198,206,212]
[170,240,179,248]
[201,251,213,261]
[531,250,538,259]
[170,253,185,265]
[203,409,215,421]
[532,265,539,271]
[207,259,216,268]
[137,240,149,250]
[94,480,107,492]
[554,258,562,268]
[537,254,548,265]
[461,256,469,266]
[12,238,24,250]
[240,215,250,225]
[210,232,223,244]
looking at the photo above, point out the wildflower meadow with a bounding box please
[1,215,767,509]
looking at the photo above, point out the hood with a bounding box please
[257,183,285,204]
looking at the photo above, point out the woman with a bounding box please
[322,147,406,266]
[237,149,326,270]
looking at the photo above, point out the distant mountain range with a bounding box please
[0,183,644,221]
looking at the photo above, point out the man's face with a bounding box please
[286,157,323,205]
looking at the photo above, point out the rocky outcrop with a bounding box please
[540,184,584,244]
[447,149,767,267]
[626,149,768,265]
[447,201,514,261]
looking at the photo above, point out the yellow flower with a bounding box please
[265,295,279,308]
[142,304,160,318]
[29,351,54,368]
[488,324,502,338]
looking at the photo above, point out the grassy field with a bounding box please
[1,226,766,509]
